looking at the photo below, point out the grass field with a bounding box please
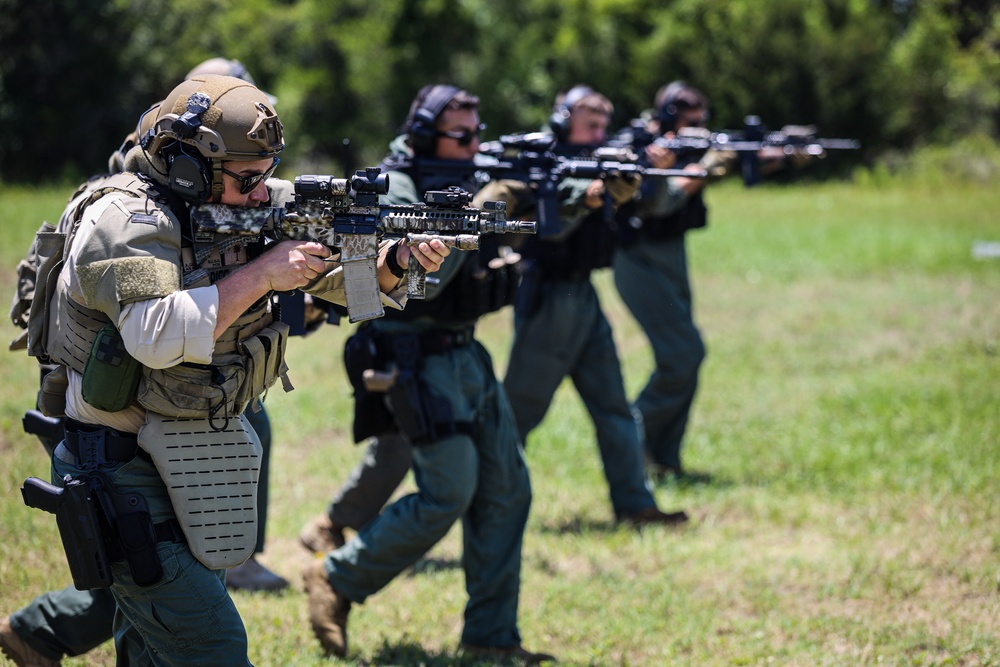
[0,167,998,666]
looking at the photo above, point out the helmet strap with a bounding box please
[210,161,226,204]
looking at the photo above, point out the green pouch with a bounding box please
[81,325,141,412]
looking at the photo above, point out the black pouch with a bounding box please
[383,335,435,442]
[386,371,432,442]
[344,328,398,443]
[82,325,141,412]
[513,262,545,320]
[38,365,69,417]
[92,473,162,587]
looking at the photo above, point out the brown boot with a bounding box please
[299,513,346,553]
[0,616,61,667]
[618,506,689,528]
[302,559,351,657]
[460,643,557,664]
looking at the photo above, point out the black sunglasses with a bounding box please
[436,123,486,146]
[222,157,280,194]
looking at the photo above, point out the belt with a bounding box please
[418,327,475,356]
[63,418,148,466]
[554,269,591,283]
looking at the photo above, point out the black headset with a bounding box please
[143,92,214,205]
[407,84,462,156]
[547,85,594,143]
[656,81,689,133]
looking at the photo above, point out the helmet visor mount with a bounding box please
[244,102,283,155]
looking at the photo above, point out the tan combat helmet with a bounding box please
[185,57,277,105]
[110,58,275,173]
[142,74,284,203]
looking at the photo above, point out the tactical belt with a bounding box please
[417,327,475,356]
[550,268,591,283]
[64,419,148,465]
[62,419,186,545]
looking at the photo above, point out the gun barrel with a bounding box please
[503,220,536,234]
[642,167,707,178]
[482,219,536,235]
[816,139,861,150]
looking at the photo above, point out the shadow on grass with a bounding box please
[650,467,739,490]
[369,639,533,666]
[535,516,622,535]
[405,556,462,577]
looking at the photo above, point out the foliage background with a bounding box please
[2,0,1000,183]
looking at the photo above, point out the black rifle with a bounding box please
[190,168,535,322]
[608,115,860,185]
[414,132,698,237]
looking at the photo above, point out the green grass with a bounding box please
[0,168,998,666]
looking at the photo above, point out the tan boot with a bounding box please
[0,616,61,667]
[299,513,346,553]
[225,555,290,592]
[460,643,557,665]
[302,559,351,657]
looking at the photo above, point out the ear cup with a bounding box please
[409,108,440,156]
[657,81,687,132]
[408,85,462,156]
[547,85,594,143]
[167,152,211,204]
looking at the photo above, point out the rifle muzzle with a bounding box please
[501,220,536,234]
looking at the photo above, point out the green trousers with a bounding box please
[8,407,273,661]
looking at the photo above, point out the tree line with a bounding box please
[1,0,997,183]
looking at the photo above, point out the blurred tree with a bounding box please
[1,0,998,182]
[0,0,149,181]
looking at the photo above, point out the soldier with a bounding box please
[1,59,295,667]
[501,85,689,526]
[297,85,508,554]
[612,81,732,482]
[301,84,553,663]
[181,56,287,593]
[3,74,446,666]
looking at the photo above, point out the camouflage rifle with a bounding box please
[190,167,536,323]
[415,132,699,236]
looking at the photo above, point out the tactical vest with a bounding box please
[520,207,618,281]
[24,174,138,366]
[40,175,289,423]
[618,152,709,244]
[631,192,708,241]
[40,174,293,569]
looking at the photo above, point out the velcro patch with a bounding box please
[130,213,159,226]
